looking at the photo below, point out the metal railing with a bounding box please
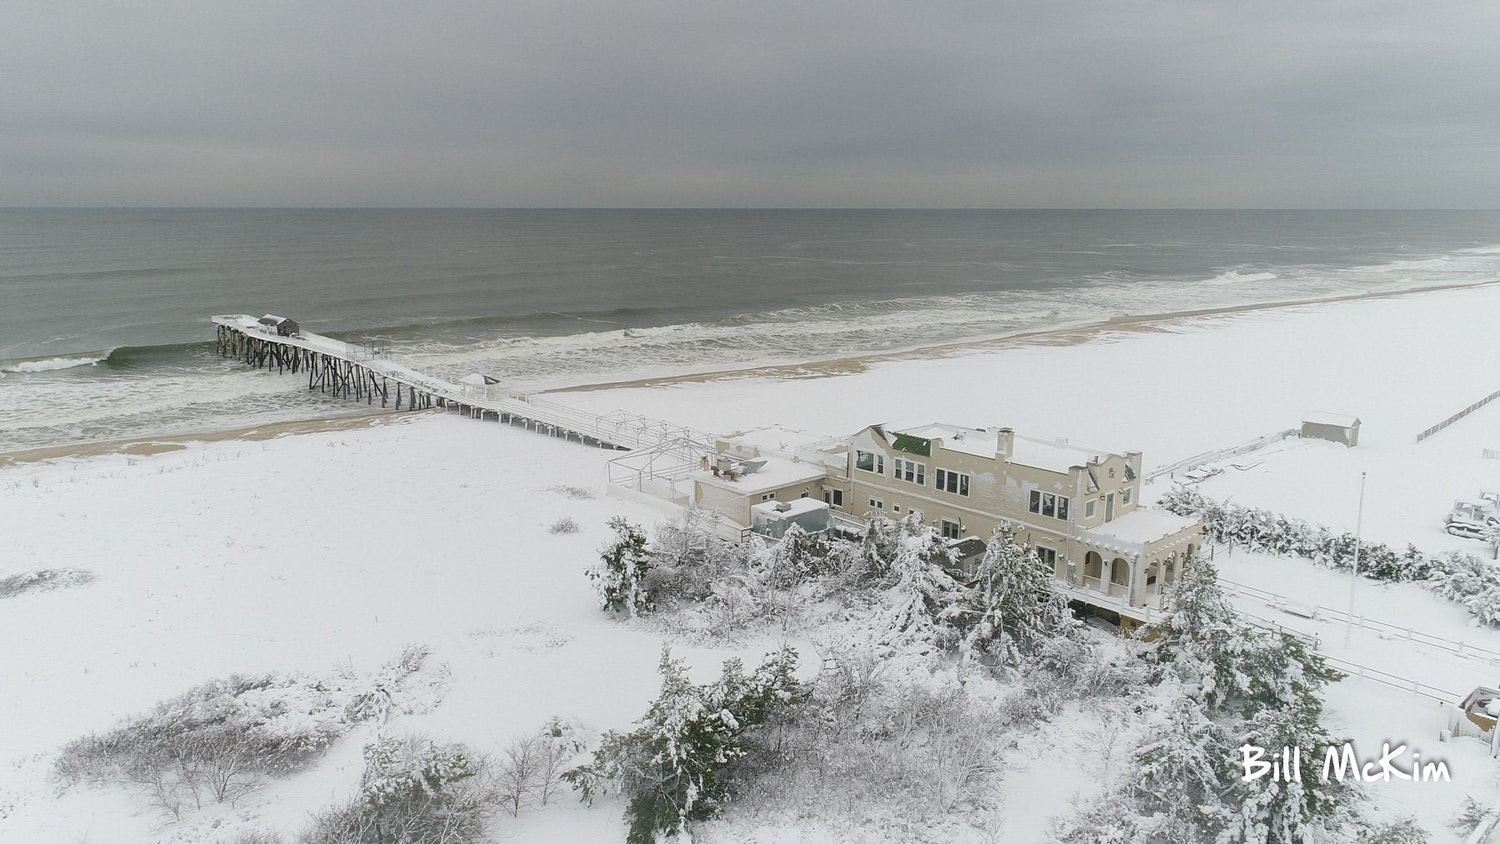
[1219,577,1500,667]
[1143,428,1298,484]
[1320,655,1457,705]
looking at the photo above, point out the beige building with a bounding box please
[802,423,1202,626]
[615,421,1202,627]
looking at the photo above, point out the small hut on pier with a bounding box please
[258,314,300,337]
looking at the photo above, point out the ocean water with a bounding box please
[2,208,1498,452]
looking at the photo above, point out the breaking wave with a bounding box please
[0,351,112,373]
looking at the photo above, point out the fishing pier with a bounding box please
[212,314,702,452]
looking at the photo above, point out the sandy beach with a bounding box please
[542,276,1500,394]
[0,409,423,468]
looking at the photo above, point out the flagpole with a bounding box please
[1344,472,1367,649]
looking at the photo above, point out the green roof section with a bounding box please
[890,433,931,457]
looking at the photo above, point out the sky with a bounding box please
[4,0,1499,208]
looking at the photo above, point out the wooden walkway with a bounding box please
[212,315,703,452]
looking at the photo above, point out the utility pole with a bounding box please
[1344,472,1367,649]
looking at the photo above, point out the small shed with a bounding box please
[258,314,300,337]
[1301,411,1361,447]
[750,498,831,540]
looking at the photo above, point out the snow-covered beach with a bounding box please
[5,281,1500,842]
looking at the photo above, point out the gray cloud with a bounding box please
[3,0,1498,207]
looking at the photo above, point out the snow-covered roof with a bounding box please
[720,424,830,456]
[751,497,828,518]
[895,423,999,458]
[1302,410,1360,428]
[694,455,826,495]
[1008,435,1107,474]
[1081,508,1201,555]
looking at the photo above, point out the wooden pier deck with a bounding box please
[212,315,703,451]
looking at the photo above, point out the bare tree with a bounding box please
[495,736,541,817]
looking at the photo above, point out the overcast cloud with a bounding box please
[4,0,1498,207]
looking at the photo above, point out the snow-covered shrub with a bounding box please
[647,509,742,606]
[301,735,489,844]
[565,646,803,844]
[586,516,653,617]
[728,667,1013,827]
[494,719,590,818]
[757,523,841,589]
[55,674,351,817]
[0,567,95,598]
[343,643,435,723]
[547,516,580,534]
[1163,485,1500,627]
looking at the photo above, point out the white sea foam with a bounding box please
[1205,270,1279,285]
[0,353,110,373]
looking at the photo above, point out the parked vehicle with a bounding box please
[1446,491,1500,540]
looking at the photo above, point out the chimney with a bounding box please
[996,427,1015,459]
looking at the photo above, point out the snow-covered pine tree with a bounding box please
[1151,556,1341,718]
[879,523,966,652]
[960,526,1074,669]
[587,516,653,617]
[1225,705,1365,844]
[565,646,803,844]
[1053,690,1238,843]
[762,523,828,589]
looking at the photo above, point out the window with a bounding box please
[824,489,845,508]
[760,492,775,501]
[1034,546,1057,568]
[869,498,884,509]
[941,520,962,540]
[1085,499,1096,518]
[892,504,901,513]
[935,469,970,496]
[1029,490,1071,521]
[855,450,884,474]
[1122,487,1133,504]
[893,458,926,485]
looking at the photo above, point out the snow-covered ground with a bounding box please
[0,417,799,842]
[4,284,1500,842]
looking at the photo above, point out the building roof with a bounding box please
[1303,411,1361,428]
[1081,508,1201,555]
[694,455,826,496]
[894,423,1000,458]
[719,424,830,455]
[751,497,828,518]
[1007,435,1108,474]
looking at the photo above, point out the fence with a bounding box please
[1143,428,1298,484]
[1220,577,1500,667]
[1417,387,1500,442]
[1320,655,1457,704]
